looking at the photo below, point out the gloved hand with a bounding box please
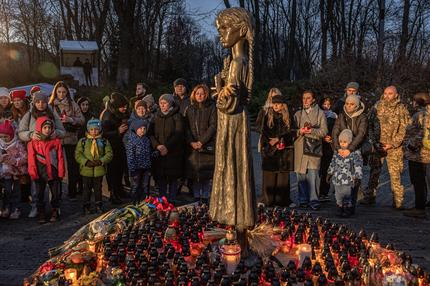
[326,174,332,184]
[93,160,103,166]
[85,160,96,167]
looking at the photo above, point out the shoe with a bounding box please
[1,208,10,218]
[28,205,38,218]
[289,202,297,208]
[309,204,320,211]
[83,205,91,215]
[335,205,343,217]
[68,195,77,202]
[403,208,427,219]
[38,210,47,224]
[298,203,309,209]
[319,195,330,202]
[95,205,104,214]
[50,208,60,222]
[359,196,376,205]
[9,208,21,219]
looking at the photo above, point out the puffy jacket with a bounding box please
[150,105,185,180]
[51,98,85,145]
[332,102,368,151]
[185,100,217,181]
[328,151,363,186]
[74,136,113,177]
[0,133,27,178]
[27,116,65,180]
[368,95,410,149]
[260,111,295,172]
[404,109,430,163]
[126,132,157,176]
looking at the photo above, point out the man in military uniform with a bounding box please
[361,86,410,209]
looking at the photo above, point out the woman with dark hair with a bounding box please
[185,84,217,204]
[49,81,85,199]
[319,97,337,202]
[10,90,30,126]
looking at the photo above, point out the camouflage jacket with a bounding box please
[368,97,410,149]
[404,109,430,163]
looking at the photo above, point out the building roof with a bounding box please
[59,40,98,52]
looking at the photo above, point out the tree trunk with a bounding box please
[320,0,328,67]
[223,0,231,8]
[398,0,410,63]
[376,0,385,86]
[287,0,297,80]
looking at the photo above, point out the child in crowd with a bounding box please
[75,119,112,214]
[27,116,65,223]
[126,119,159,205]
[327,129,363,217]
[0,119,27,219]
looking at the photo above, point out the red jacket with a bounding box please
[27,116,65,180]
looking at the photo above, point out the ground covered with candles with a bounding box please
[24,197,430,285]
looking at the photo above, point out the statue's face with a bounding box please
[216,18,242,48]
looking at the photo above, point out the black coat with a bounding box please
[332,104,368,152]
[261,112,295,172]
[150,105,185,180]
[185,100,217,181]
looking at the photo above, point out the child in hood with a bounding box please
[126,118,159,204]
[327,129,363,217]
[75,119,113,214]
[27,116,65,223]
[0,120,27,219]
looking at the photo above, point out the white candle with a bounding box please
[297,244,312,267]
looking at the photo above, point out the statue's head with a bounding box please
[216,7,255,48]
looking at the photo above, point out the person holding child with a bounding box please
[75,119,113,214]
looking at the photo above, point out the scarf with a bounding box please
[86,133,102,159]
[161,106,173,115]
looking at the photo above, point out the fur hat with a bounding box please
[0,87,9,98]
[0,120,14,139]
[87,119,102,132]
[159,93,175,105]
[339,129,353,144]
[131,119,149,133]
[33,91,49,103]
[271,95,287,104]
[345,94,360,109]
[345,82,359,90]
[10,89,27,101]
[142,94,155,107]
[173,78,187,87]
[109,92,128,109]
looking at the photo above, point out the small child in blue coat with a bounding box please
[327,129,363,217]
[126,119,159,204]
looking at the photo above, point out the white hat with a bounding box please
[0,87,9,98]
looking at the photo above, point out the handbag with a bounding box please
[303,136,323,157]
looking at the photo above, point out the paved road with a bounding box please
[0,132,429,285]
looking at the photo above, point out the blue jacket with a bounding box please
[126,131,155,176]
[327,150,363,185]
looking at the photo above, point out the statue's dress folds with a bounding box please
[209,59,256,231]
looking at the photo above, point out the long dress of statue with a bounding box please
[209,7,256,231]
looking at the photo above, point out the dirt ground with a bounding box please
[0,132,429,285]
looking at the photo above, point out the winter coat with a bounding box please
[74,136,113,177]
[18,106,66,142]
[150,105,185,180]
[123,111,154,146]
[126,132,157,176]
[100,104,129,160]
[293,104,328,173]
[368,95,410,149]
[332,102,368,152]
[260,111,295,172]
[185,100,217,181]
[403,109,430,163]
[0,136,27,179]
[27,118,65,181]
[174,94,191,117]
[51,98,85,145]
[327,151,363,186]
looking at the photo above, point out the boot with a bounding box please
[403,208,427,219]
[359,195,376,205]
[83,204,91,215]
[95,202,103,214]
[50,208,60,222]
[109,191,122,205]
[335,205,344,217]
[38,207,47,224]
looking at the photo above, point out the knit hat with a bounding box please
[173,78,187,87]
[159,93,175,105]
[142,94,155,107]
[30,86,41,95]
[33,91,49,103]
[87,119,102,132]
[271,95,287,104]
[339,129,353,144]
[0,120,14,139]
[135,100,148,110]
[0,87,9,98]
[109,92,128,109]
[345,82,359,90]
[42,119,53,128]
[10,89,27,101]
[77,96,90,106]
[345,94,360,109]
[131,119,149,133]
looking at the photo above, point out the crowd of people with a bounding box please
[0,79,428,224]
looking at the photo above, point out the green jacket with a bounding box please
[75,137,113,177]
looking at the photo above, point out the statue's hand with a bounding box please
[214,73,223,94]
